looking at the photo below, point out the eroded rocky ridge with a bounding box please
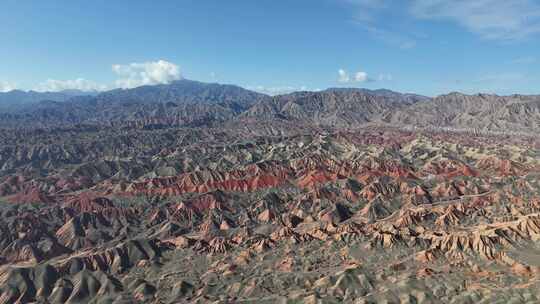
[0,123,539,303]
[1,81,539,135]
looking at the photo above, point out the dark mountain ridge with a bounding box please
[0,80,538,134]
[0,89,97,112]
[0,79,271,128]
[90,79,269,107]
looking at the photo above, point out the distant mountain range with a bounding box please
[241,88,429,127]
[0,89,98,111]
[386,92,540,134]
[0,79,538,134]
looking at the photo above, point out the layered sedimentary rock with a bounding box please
[0,123,539,303]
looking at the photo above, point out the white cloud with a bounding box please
[248,85,311,96]
[112,60,181,89]
[338,69,371,83]
[338,69,351,83]
[0,81,16,92]
[410,0,540,40]
[355,71,368,82]
[5,59,183,93]
[35,78,108,92]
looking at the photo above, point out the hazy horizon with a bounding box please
[3,77,540,99]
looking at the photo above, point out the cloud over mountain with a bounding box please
[36,78,108,92]
[29,60,182,92]
[248,85,310,96]
[338,69,371,83]
[0,81,16,93]
[112,60,182,89]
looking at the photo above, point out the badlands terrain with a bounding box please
[0,81,539,303]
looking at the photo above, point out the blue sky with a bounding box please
[1,0,539,96]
